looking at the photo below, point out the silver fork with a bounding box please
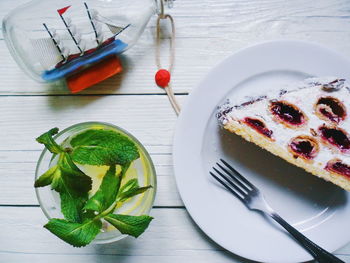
[210,159,344,263]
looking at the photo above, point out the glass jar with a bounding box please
[2,0,171,82]
[35,122,157,244]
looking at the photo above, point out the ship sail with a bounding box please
[84,2,100,45]
[58,6,83,53]
[93,11,130,38]
[30,38,63,70]
[105,23,125,35]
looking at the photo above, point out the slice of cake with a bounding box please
[217,77,350,191]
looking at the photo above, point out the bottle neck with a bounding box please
[155,0,174,16]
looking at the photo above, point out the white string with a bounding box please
[156,12,181,115]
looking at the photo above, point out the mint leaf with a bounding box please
[35,153,92,194]
[121,162,131,177]
[36,128,64,154]
[35,153,92,222]
[58,152,92,194]
[60,192,87,223]
[118,186,152,202]
[84,165,121,213]
[70,129,140,166]
[44,218,102,247]
[117,178,152,202]
[119,178,138,193]
[54,153,92,222]
[105,214,153,238]
[34,165,59,187]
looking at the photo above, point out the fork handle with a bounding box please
[270,212,344,263]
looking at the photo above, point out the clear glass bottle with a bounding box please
[2,0,171,82]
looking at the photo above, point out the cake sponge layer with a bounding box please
[223,121,350,191]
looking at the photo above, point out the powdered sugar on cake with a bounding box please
[217,77,350,173]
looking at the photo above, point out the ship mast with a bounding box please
[84,2,100,45]
[42,23,65,61]
[57,6,83,54]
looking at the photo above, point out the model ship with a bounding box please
[36,2,130,82]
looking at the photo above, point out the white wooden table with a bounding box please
[1,0,350,262]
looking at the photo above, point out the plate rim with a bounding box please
[173,39,350,263]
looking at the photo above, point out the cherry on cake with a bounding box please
[217,77,350,191]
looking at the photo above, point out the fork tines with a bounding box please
[210,159,257,201]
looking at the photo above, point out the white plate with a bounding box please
[173,40,350,263]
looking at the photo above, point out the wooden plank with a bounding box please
[1,253,347,263]
[0,206,348,262]
[0,40,195,95]
[0,253,256,263]
[0,95,185,150]
[0,150,182,206]
[0,94,184,206]
[0,207,230,256]
[2,0,350,94]
[1,254,349,263]
[2,0,350,38]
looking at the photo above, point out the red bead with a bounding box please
[155,69,171,88]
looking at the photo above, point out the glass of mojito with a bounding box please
[35,122,156,246]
